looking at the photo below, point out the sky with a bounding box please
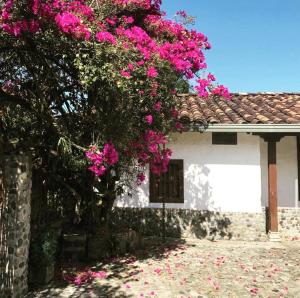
[162,0,300,93]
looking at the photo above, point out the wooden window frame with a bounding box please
[212,132,237,145]
[149,159,184,204]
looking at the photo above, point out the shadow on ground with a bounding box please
[26,238,188,298]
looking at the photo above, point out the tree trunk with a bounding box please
[96,171,117,234]
[0,133,4,243]
[100,190,116,227]
[80,171,117,235]
[0,157,3,215]
[31,169,47,227]
[0,129,4,210]
[0,158,4,253]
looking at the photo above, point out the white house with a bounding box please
[114,93,300,241]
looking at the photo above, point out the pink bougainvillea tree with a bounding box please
[0,0,229,225]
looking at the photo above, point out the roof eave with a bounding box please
[188,123,300,133]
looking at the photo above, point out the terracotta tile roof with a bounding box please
[178,93,300,124]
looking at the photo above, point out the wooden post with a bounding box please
[297,136,300,204]
[268,140,278,232]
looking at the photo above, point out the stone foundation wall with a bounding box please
[110,208,268,241]
[278,208,300,237]
[0,156,32,298]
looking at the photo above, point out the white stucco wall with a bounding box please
[260,136,298,208]
[115,132,264,213]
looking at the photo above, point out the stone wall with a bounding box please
[278,208,300,237]
[0,156,32,298]
[110,208,268,241]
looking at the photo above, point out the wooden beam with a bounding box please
[268,141,278,232]
[257,133,284,143]
[297,136,300,202]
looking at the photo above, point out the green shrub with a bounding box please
[31,229,58,266]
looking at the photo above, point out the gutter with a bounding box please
[188,123,300,133]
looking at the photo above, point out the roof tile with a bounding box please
[178,93,300,124]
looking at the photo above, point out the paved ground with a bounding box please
[27,239,300,298]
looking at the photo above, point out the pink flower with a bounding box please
[122,41,130,49]
[195,78,211,97]
[137,173,145,183]
[31,0,39,15]
[92,271,107,279]
[63,268,105,286]
[95,31,117,45]
[176,10,188,18]
[88,165,106,177]
[138,152,149,162]
[153,102,161,112]
[97,22,107,31]
[124,16,134,24]
[3,0,13,11]
[40,3,54,18]
[145,114,153,125]
[2,22,20,37]
[106,17,117,26]
[147,67,158,78]
[29,20,40,33]
[86,143,118,177]
[249,288,259,295]
[3,0,229,109]
[281,286,289,295]
[128,63,135,71]
[120,70,131,78]
[207,73,216,81]
[55,12,91,40]
[103,143,119,165]
[55,12,80,33]
[175,122,184,132]
[213,281,220,290]
[148,143,158,153]
[137,60,145,66]
[90,145,97,151]
[211,85,231,99]
[171,108,179,119]
[1,0,13,20]
[1,10,10,20]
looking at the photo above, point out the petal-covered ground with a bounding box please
[27,239,300,298]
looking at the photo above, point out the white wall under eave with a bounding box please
[260,136,298,208]
[115,132,263,213]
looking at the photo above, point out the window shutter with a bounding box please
[149,171,165,203]
[212,133,237,145]
[149,160,184,203]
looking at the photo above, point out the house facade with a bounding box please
[113,93,300,241]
